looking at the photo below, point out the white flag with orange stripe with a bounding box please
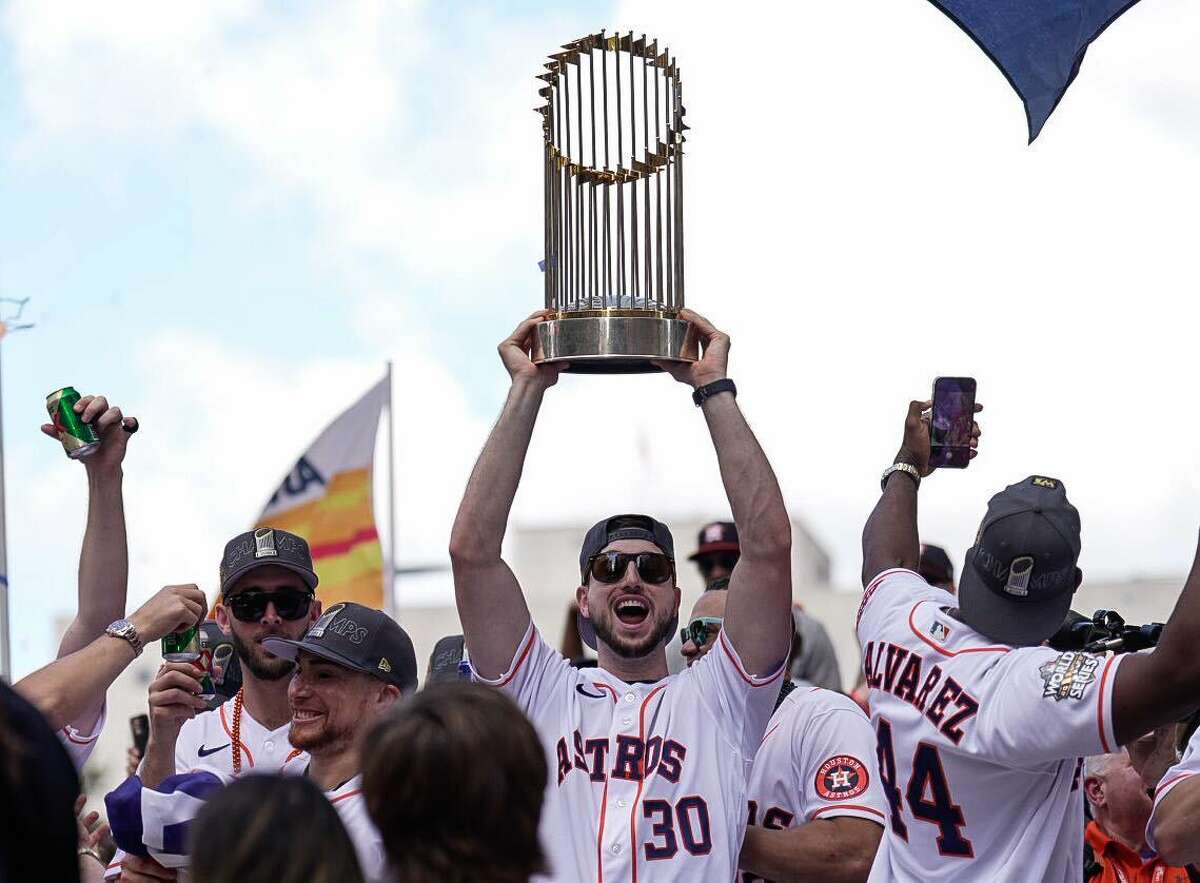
[256,377,388,609]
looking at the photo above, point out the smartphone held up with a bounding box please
[929,377,977,469]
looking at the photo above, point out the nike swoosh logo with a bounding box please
[197,743,231,758]
[576,684,605,699]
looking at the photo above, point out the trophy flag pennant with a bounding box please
[255,376,389,608]
[927,0,1145,142]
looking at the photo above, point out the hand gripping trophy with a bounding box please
[532,31,698,372]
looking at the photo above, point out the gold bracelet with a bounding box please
[78,847,105,866]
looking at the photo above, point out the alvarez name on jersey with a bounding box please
[857,568,1125,883]
[474,621,783,883]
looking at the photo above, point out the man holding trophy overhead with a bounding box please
[450,303,793,882]
[451,32,793,880]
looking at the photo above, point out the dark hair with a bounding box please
[0,683,80,883]
[189,775,364,883]
[363,682,548,883]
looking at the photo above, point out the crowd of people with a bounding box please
[6,309,1200,882]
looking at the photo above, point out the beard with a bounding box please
[287,716,353,755]
[590,605,676,659]
[229,627,295,681]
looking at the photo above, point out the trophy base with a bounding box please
[533,314,698,374]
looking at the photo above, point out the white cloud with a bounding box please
[572,0,1200,587]
[9,0,1200,677]
[9,309,490,672]
[3,0,579,286]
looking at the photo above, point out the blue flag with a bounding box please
[928,0,1144,141]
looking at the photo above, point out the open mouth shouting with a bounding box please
[613,595,651,628]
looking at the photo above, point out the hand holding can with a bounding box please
[45,387,101,459]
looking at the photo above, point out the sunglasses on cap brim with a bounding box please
[697,552,739,574]
[587,551,675,585]
[225,588,314,623]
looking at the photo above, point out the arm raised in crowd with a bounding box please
[739,817,881,883]
[42,393,139,735]
[44,394,138,659]
[449,311,566,680]
[1112,534,1200,744]
[659,310,792,677]
[862,399,981,587]
[15,585,207,731]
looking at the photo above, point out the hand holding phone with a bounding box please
[129,714,150,755]
[929,377,978,469]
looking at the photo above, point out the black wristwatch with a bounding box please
[692,378,737,407]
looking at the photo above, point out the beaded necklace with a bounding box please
[230,688,303,776]
[231,689,246,775]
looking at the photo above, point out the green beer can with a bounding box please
[46,386,101,459]
[162,625,201,663]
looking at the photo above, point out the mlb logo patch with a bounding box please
[930,621,952,642]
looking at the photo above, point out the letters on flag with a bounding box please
[257,377,388,608]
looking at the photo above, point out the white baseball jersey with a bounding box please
[173,695,306,776]
[107,698,309,880]
[105,760,386,882]
[474,622,783,882]
[1146,727,1200,854]
[58,700,107,771]
[857,568,1125,883]
[739,686,887,882]
[280,757,388,882]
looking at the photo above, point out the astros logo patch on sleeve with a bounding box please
[815,755,869,801]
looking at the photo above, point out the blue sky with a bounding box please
[3,0,1200,676]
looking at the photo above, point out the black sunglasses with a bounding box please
[226,588,313,623]
[587,551,675,585]
[698,552,739,575]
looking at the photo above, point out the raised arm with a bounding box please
[659,310,791,677]
[44,393,139,663]
[449,312,566,679]
[862,399,981,587]
[1112,531,1200,744]
[14,584,206,731]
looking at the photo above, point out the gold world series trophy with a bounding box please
[532,31,698,373]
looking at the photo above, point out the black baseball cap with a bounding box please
[919,544,955,588]
[577,514,675,651]
[220,527,318,596]
[262,602,418,693]
[688,521,740,560]
[578,514,675,581]
[958,476,1082,647]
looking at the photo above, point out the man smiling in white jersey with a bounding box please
[139,528,324,785]
[450,309,793,882]
[107,602,414,883]
[114,528,324,880]
[859,398,1200,882]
